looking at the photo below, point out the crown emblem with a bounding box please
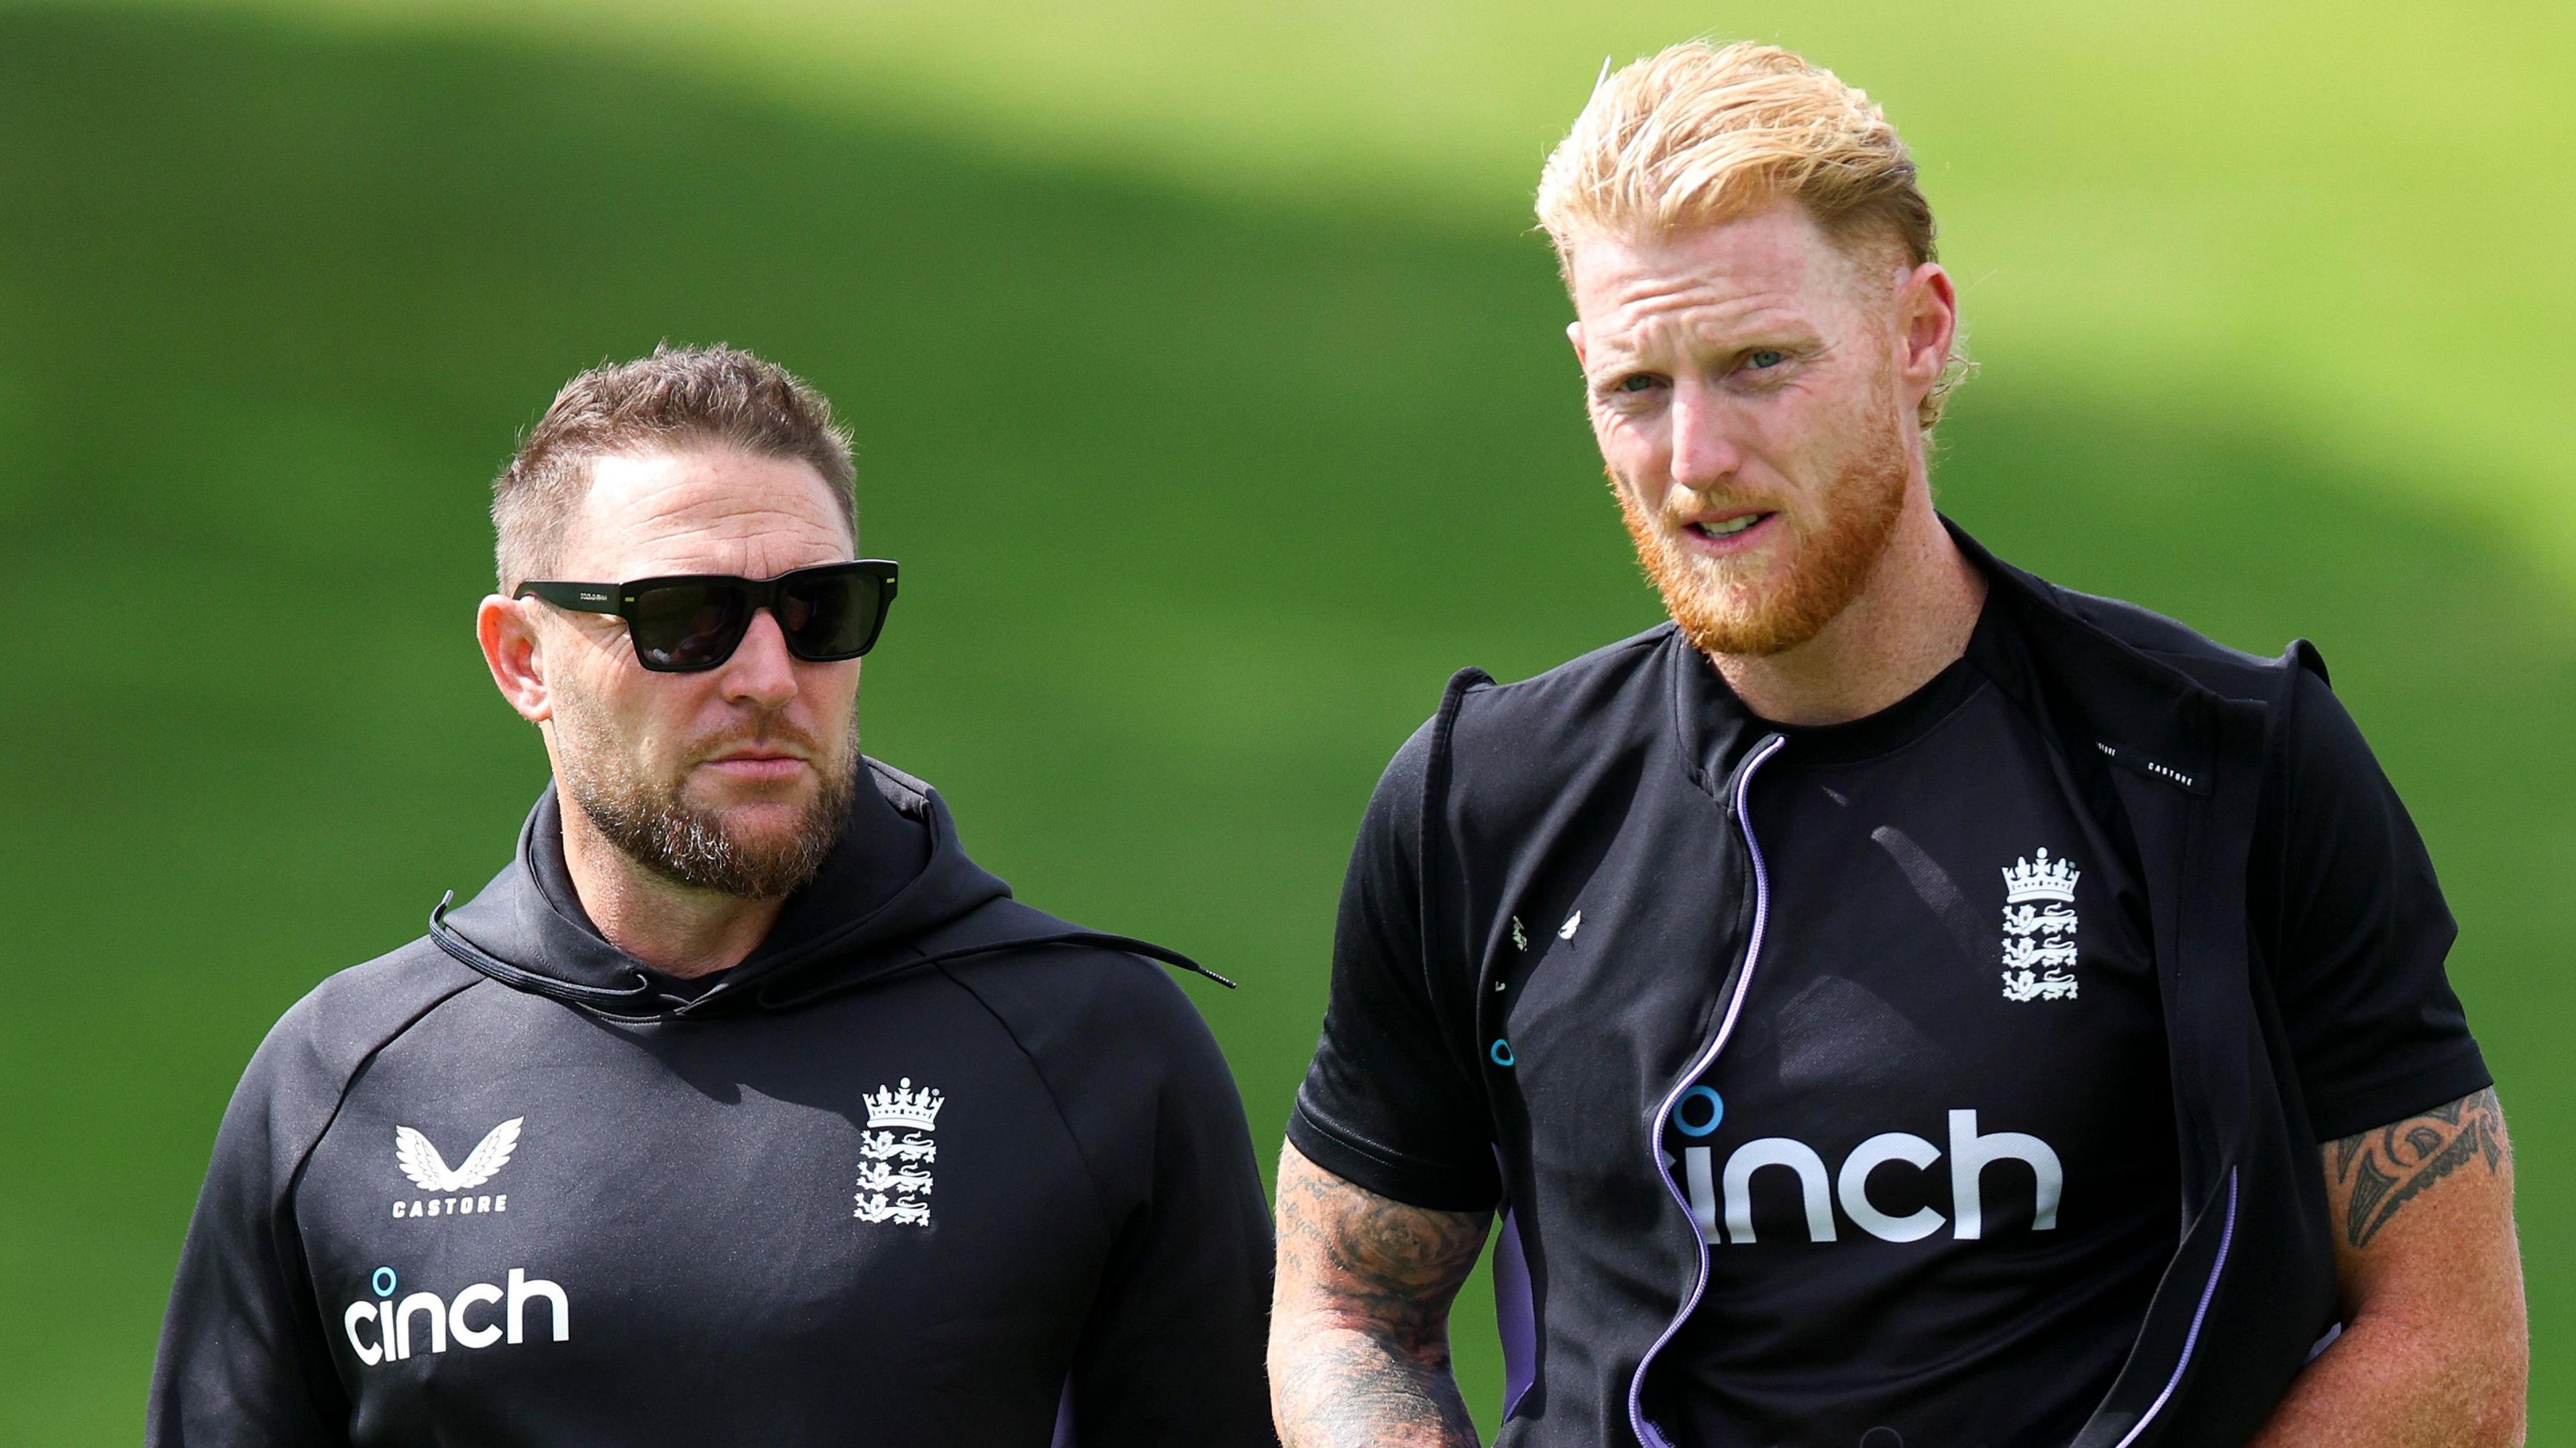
[865,1078,944,1132]
[2000,848,2081,905]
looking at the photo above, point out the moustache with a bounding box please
[1606,467,1778,530]
[686,715,826,767]
[1644,489,1788,538]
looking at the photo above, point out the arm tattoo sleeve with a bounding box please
[2328,1088,2508,1250]
[1272,1150,1492,1447]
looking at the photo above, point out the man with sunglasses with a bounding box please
[149,345,1278,1446]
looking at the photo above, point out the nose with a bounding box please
[717,608,800,708]
[1667,379,1742,492]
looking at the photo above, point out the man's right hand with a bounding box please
[1269,1142,1493,1447]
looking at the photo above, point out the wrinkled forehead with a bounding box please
[1565,203,1888,344]
[555,445,854,582]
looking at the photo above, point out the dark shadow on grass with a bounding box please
[0,9,2567,1441]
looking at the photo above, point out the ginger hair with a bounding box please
[1537,42,1964,427]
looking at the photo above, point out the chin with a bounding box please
[697,793,814,835]
[1673,596,1826,658]
[1653,548,1815,656]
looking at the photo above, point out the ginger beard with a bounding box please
[1615,408,1913,658]
[549,677,860,900]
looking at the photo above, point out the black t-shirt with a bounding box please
[1659,608,2179,1447]
[1293,602,2489,1445]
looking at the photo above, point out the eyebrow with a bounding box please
[1590,310,1817,371]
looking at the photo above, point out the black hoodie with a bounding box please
[148,760,1279,1447]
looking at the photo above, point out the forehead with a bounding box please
[556,446,854,581]
[1566,201,1873,345]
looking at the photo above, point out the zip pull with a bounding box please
[1715,731,1785,820]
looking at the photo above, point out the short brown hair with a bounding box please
[493,343,857,590]
[1537,42,1960,427]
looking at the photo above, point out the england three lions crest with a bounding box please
[2000,848,2081,1003]
[856,1078,941,1227]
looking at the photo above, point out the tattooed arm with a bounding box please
[2249,1089,2527,1446]
[1270,1143,1491,1447]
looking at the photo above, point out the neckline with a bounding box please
[1723,598,2006,769]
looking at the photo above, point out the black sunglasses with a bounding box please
[516,560,899,673]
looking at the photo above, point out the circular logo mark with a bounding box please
[1673,1086,1725,1137]
[370,1266,398,1298]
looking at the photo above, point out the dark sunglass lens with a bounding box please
[780,571,881,659]
[629,581,748,669]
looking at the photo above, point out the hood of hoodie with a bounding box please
[430,758,1220,1019]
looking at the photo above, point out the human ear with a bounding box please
[1896,262,1958,400]
[477,595,553,724]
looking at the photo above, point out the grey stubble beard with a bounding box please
[552,693,861,901]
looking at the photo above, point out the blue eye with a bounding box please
[1617,373,1660,392]
[1746,349,1786,370]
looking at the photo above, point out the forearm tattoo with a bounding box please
[2329,1088,2508,1250]
[1273,1152,1491,1447]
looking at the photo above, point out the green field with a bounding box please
[2,4,2568,1441]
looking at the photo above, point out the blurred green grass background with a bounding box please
[1,4,2567,1441]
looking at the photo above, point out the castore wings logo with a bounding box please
[392,1117,522,1219]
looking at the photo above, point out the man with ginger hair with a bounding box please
[1271,42,2522,1448]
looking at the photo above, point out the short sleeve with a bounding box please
[1287,719,1503,1213]
[2254,668,2491,1142]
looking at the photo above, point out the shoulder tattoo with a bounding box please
[2330,1087,2508,1250]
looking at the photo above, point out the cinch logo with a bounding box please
[341,1266,570,1367]
[1674,1093,2063,1245]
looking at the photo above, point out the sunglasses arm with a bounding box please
[515,581,627,616]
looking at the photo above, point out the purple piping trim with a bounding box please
[1493,1207,1538,1416]
[1050,1374,1075,1448]
[2110,1168,2239,1448]
[1625,734,1785,1448]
